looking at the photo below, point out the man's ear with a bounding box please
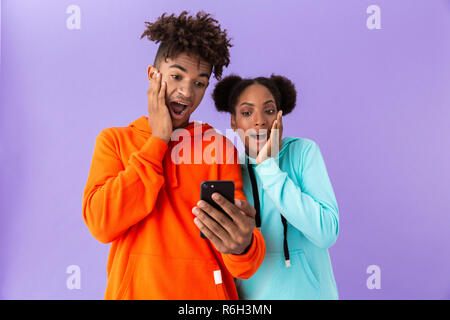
[147,65,155,81]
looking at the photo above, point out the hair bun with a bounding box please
[270,74,297,115]
[212,75,242,112]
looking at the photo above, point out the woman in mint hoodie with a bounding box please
[212,75,339,299]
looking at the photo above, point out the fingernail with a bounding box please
[194,218,199,225]
[197,201,206,208]
[192,207,198,216]
[235,199,242,206]
[212,193,220,200]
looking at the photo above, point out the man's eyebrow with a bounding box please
[169,64,187,73]
[169,64,210,79]
[198,72,210,79]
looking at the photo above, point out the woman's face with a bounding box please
[231,84,278,157]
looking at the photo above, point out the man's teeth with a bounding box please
[171,101,189,115]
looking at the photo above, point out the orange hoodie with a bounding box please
[82,116,265,300]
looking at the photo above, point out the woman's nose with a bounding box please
[254,112,267,127]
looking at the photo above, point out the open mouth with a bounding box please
[169,101,189,119]
[250,132,268,142]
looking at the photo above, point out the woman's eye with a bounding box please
[266,109,275,114]
[241,111,251,117]
[171,74,181,80]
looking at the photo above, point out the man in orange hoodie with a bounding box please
[82,11,265,300]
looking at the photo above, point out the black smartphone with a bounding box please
[199,180,235,239]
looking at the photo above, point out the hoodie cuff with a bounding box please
[136,136,168,164]
[221,229,265,279]
[254,157,284,187]
[223,228,262,261]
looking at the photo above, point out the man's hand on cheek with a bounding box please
[192,193,256,255]
[147,66,173,143]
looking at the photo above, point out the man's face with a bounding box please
[148,52,212,129]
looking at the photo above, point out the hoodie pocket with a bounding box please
[240,249,320,299]
[294,250,320,291]
[115,254,137,300]
[116,254,226,300]
[274,249,320,299]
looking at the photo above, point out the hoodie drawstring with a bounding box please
[247,162,290,268]
[247,161,261,229]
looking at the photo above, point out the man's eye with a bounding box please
[194,81,205,88]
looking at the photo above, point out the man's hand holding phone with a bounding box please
[192,193,256,255]
[147,66,172,143]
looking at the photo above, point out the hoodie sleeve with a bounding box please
[221,229,265,279]
[255,140,339,249]
[82,129,168,244]
[218,139,266,279]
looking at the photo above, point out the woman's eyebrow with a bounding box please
[239,102,255,107]
[263,100,275,105]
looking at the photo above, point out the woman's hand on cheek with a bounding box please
[256,110,283,165]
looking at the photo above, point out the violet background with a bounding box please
[0,0,449,299]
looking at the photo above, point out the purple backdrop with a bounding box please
[1,0,449,299]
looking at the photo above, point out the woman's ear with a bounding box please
[230,114,237,131]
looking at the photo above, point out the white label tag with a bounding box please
[213,270,222,285]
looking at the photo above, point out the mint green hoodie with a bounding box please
[236,137,339,300]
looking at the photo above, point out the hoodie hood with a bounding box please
[129,116,214,138]
[240,136,300,166]
[129,116,153,138]
[129,116,214,188]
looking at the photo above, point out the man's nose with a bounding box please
[177,81,193,99]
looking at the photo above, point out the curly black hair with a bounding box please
[212,74,297,115]
[140,11,232,80]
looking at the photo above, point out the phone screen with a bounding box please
[199,181,235,239]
